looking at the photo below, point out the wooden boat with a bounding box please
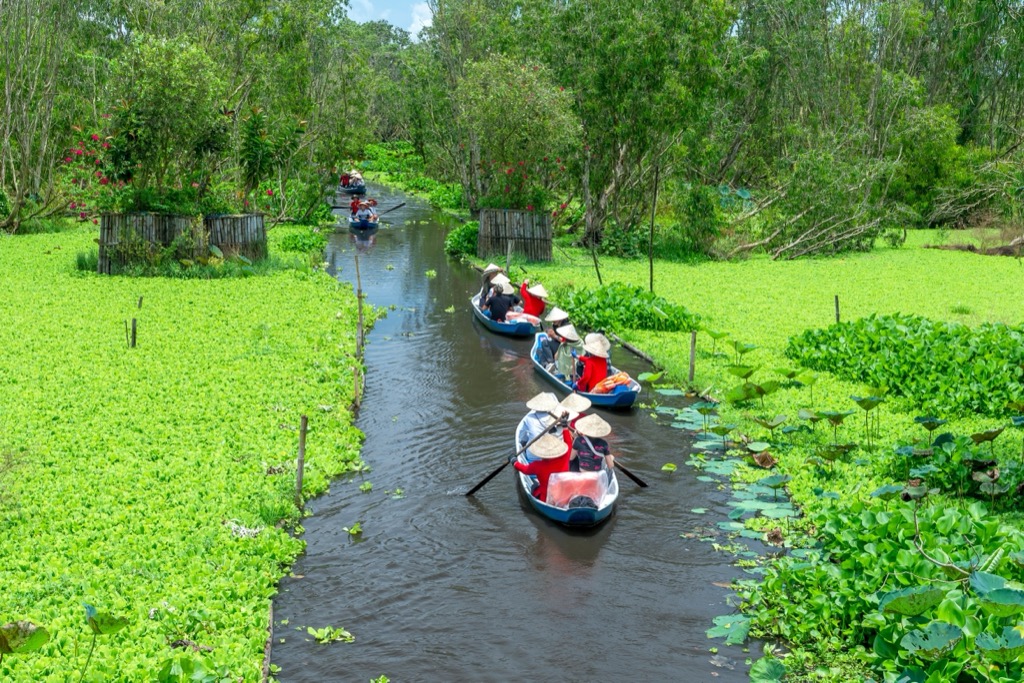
[514,416,618,527]
[349,216,379,229]
[470,293,541,337]
[340,183,367,196]
[530,332,641,409]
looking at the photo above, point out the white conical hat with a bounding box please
[559,393,592,413]
[527,283,549,298]
[545,307,569,322]
[526,392,560,413]
[574,413,612,438]
[555,324,579,342]
[583,333,610,358]
[530,433,569,459]
[483,263,503,275]
[491,273,511,286]
[500,282,514,295]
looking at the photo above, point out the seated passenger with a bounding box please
[519,393,573,463]
[513,431,573,501]
[482,281,519,322]
[478,263,504,300]
[355,201,377,221]
[574,332,611,393]
[519,279,548,317]
[553,324,583,379]
[568,413,614,473]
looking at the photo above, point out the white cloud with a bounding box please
[348,0,393,24]
[409,2,432,36]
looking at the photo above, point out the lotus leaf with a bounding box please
[706,614,750,645]
[970,427,1005,444]
[851,394,884,411]
[758,474,791,489]
[878,585,946,616]
[661,463,677,472]
[971,571,1008,594]
[725,384,756,404]
[797,409,821,423]
[726,365,757,380]
[693,401,717,415]
[774,367,799,379]
[976,626,1024,663]
[704,329,729,340]
[85,604,130,635]
[1010,551,1024,568]
[819,409,855,426]
[637,371,663,382]
[731,341,757,356]
[900,622,962,660]
[746,442,771,453]
[753,415,788,430]
[915,416,947,432]
[709,424,737,437]
[871,484,904,501]
[0,621,50,654]
[749,656,786,682]
[976,588,1024,617]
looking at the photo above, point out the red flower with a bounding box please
[95,159,101,165]
[92,218,98,224]
[73,149,83,156]
[560,165,566,171]
[552,210,557,216]
[101,142,110,149]
[91,134,99,141]
[100,177,109,185]
[559,86,564,91]
[79,212,86,219]
[560,203,567,209]
[518,161,525,166]
[266,188,274,196]
[95,170,103,178]
[506,168,512,175]
[526,205,533,211]
[556,158,561,163]
[64,157,71,163]
[70,202,77,209]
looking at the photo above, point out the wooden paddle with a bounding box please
[376,202,406,216]
[465,421,563,497]
[571,418,649,488]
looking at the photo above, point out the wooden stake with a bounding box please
[130,318,137,348]
[835,295,840,324]
[688,330,697,383]
[295,415,307,510]
[124,320,129,347]
[137,296,143,309]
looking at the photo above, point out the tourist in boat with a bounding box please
[519,393,574,463]
[482,281,519,322]
[553,324,583,379]
[519,279,548,317]
[349,195,361,215]
[569,413,614,474]
[355,201,377,222]
[340,170,351,188]
[574,332,611,393]
[478,263,504,300]
[513,431,573,501]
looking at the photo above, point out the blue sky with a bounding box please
[346,0,432,36]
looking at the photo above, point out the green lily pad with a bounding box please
[709,424,737,437]
[976,588,1024,617]
[0,621,50,654]
[760,506,798,519]
[749,656,787,682]
[900,622,962,660]
[691,508,707,514]
[914,416,947,432]
[655,388,687,397]
[746,442,771,453]
[706,614,750,645]
[637,371,663,383]
[971,427,1005,444]
[758,474,791,489]
[976,626,1024,663]
[774,368,799,379]
[753,415,788,430]
[797,409,821,423]
[871,484,904,501]
[851,394,884,411]
[878,585,946,616]
[84,604,129,636]
[971,571,1007,595]
[726,365,758,380]
[661,463,677,473]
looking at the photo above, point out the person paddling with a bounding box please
[519,279,548,317]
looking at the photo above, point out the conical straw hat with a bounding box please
[545,307,569,322]
[491,273,511,286]
[526,392,560,413]
[555,324,579,342]
[559,393,592,413]
[583,333,610,358]
[530,433,569,459]
[574,413,612,438]
[527,283,549,298]
[483,263,503,275]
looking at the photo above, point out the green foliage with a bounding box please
[444,221,478,257]
[888,105,965,225]
[661,183,724,259]
[786,314,1024,416]
[0,188,9,220]
[306,625,354,644]
[280,229,328,256]
[560,282,701,333]
[0,226,364,679]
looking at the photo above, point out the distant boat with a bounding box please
[470,293,541,337]
[514,415,618,527]
[340,183,367,196]
[530,332,641,409]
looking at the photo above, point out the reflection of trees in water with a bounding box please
[522,510,614,579]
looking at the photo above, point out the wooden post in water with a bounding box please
[688,330,697,383]
[648,164,659,293]
[835,295,840,323]
[295,415,308,510]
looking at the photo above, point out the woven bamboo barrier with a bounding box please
[477,208,552,261]
[97,213,266,274]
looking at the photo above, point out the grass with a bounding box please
[0,225,364,680]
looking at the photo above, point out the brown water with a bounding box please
[271,185,754,682]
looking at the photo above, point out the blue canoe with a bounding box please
[349,216,379,229]
[340,184,367,195]
[514,416,618,527]
[470,294,541,338]
[530,332,641,409]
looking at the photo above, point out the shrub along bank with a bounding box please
[0,225,364,681]
[488,236,1024,681]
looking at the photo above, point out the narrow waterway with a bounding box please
[272,185,753,682]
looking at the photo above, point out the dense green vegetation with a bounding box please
[492,234,1024,680]
[0,226,364,680]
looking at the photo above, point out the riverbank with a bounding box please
[0,225,364,680]
[476,237,1024,680]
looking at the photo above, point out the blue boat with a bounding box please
[470,294,541,338]
[514,416,618,527]
[349,216,379,229]
[530,332,641,409]
[340,183,367,195]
